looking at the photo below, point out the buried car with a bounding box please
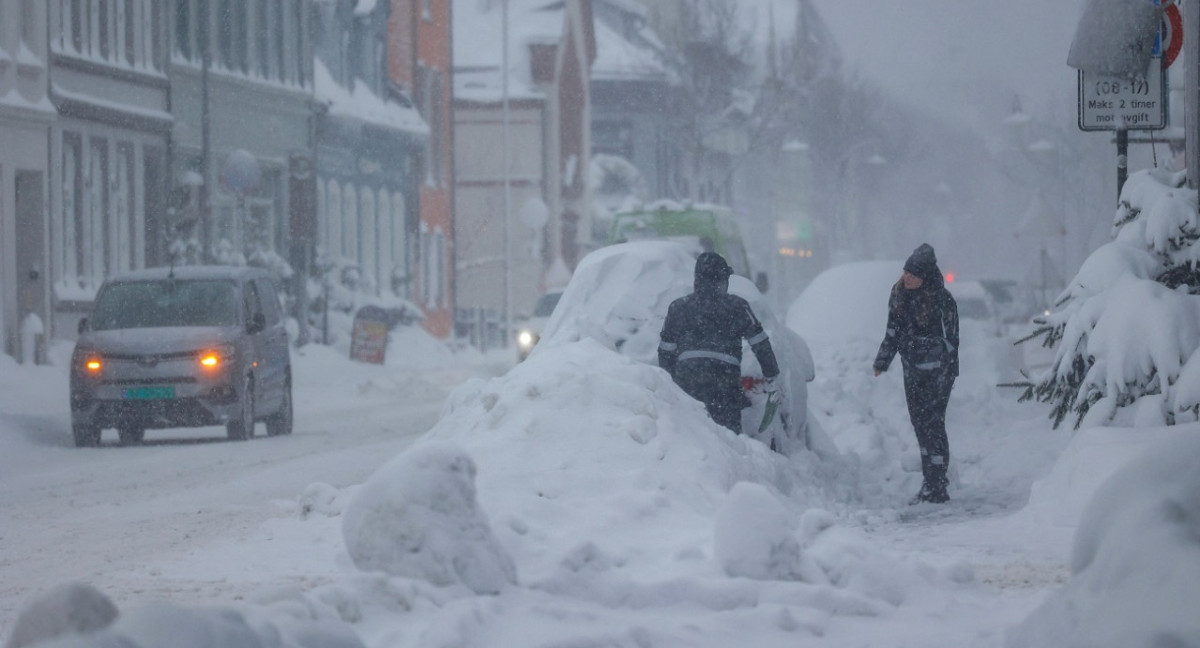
[70,266,292,446]
[535,240,816,455]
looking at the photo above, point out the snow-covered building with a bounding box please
[589,0,677,203]
[387,0,454,339]
[169,0,313,275]
[452,0,596,348]
[46,1,172,345]
[312,0,429,308]
[0,2,54,363]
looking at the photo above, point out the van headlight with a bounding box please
[197,345,236,370]
[516,330,537,350]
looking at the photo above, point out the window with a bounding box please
[61,133,83,283]
[97,0,110,59]
[422,0,432,21]
[316,180,327,250]
[420,230,447,308]
[377,190,392,293]
[429,69,444,184]
[22,0,42,50]
[342,184,358,262]
[85,138,109,282]
[360,188,376,291]
[149,0,163,69]
[326,180,342,260]
[175,0,192,59]
[391,191,407,294]
[256,0,269,77]
[272,0,284,80]
[294,0,304,85]
[255,278,283,325]
[70,0,84,53]
[243,280,263,325]
[114,144,134,274]
[91,280,238,329]
[217,0,233,69]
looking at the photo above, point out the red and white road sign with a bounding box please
[1162,3,1183,69]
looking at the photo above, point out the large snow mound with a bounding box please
[320,338,964,645]
[786,261,899,346]
[1007,428,1200,647]
[342,441,517,595]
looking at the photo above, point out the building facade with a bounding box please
[47,0,172,343]
[0,1,54,362]
[388,0,454,338]
[452,0,595,348]
[170,0,313,275]
[312,0,428,313]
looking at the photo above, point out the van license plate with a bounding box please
[124,386,175,400]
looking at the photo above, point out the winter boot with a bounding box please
[909,482,932,506]
[924,460,950,503]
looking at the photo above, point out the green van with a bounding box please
[608,203,766,291]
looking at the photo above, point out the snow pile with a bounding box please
[712,482,806,581]
[4,582,365,648]
[6,584,117,648]
[1007,429,1200,647]
[786,260,898,348]
[315,337,960,645]
[342,442,517,595]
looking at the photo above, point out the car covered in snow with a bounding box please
[536,240,815,454]
[947,279,1005,337]
[69,266,292,446]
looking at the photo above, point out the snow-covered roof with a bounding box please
[590,16,668,82]
[452,0,565,102]
[313,59,429,136]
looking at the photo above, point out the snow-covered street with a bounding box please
[6,253,1197,648]
[0,337,509,632]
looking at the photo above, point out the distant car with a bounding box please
[948,279,1005,337]
[70,266,292,446]
[515,290,563,361]
[973,277,1037,324]
[539,241,814,455]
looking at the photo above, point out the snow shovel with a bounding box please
[758,387,782,435]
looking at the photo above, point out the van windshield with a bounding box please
[91,280,239,330]
[533,292,562,317]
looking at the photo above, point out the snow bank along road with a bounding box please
[0,346,508,635]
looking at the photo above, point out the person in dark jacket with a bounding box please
[659,252,780,434]
[873,243,959,504]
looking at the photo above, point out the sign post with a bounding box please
[1075,2,1181,199]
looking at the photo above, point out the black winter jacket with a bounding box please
[658,288,780,380]
[873,281,959,377]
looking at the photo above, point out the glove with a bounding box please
[762,376,780,396]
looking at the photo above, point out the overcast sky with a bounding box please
[807,0,1089,131]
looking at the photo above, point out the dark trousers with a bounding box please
[902,366,953,493]
[674,360,746,434]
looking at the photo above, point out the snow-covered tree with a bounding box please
[1021,168,1200,428]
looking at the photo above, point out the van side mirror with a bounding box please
[248,313,267,334]
[755,272,769,294]
[78,318,89,335]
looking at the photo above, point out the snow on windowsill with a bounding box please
[51,83,172,123]
[313,59,428,136]
[54,280,100,305]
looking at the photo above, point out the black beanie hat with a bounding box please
[694,252,733,289]
[903,243,940,282]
